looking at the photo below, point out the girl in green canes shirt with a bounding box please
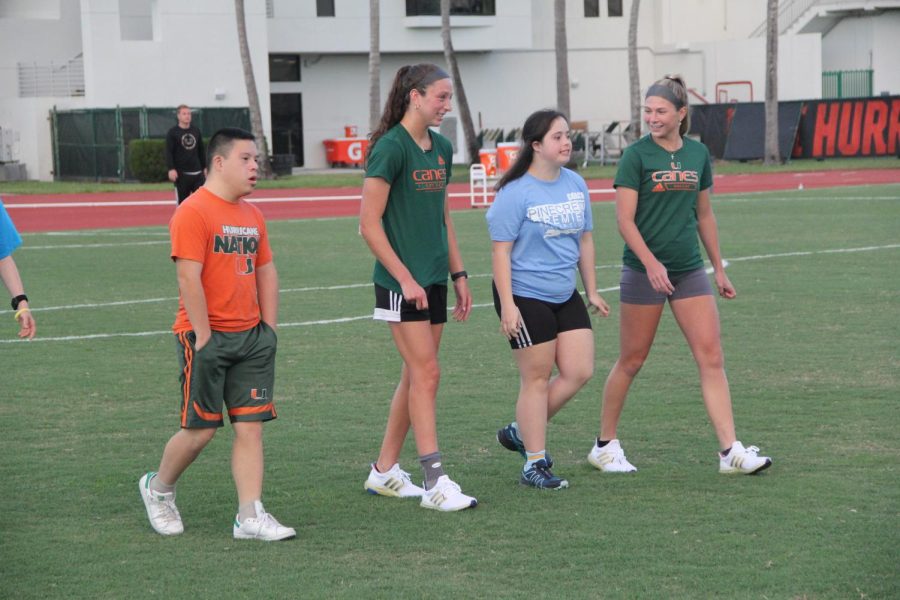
[359,64,477,511]
[588,76,772,476]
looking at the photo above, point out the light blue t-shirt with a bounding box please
[0,199,22,259]
[486,168,592,303]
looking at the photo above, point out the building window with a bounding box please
[269,55,300,82]
[584,0,599,17]
[608,0,623,17]
[406,0,495,17]
[119,0,154,41]
[317,0,335,17]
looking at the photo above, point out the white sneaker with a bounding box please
[139,472,184,536]
[587,439,637,473]
[364,463,425,498]
[420,475,477,512]
[719,441,772,475]
[233,501,296,541]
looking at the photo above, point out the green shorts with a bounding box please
[175,321,277,428]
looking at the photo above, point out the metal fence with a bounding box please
[50,106,250,181]
[822,69,873,99]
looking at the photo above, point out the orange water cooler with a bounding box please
[478,148,498,176]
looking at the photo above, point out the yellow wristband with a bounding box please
[14,307,30,321]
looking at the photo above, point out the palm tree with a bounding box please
[627,0,642,144]
[764,0,780,164]
[440,0,479,164]
[554,0,570,118]
[368,0,380,134]
[234,0,272,178]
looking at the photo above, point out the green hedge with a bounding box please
[128,139,167,182]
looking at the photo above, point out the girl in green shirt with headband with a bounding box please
[588,75,773,476]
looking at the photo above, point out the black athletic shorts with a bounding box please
[373,283,448,325]
[492,282,591,349]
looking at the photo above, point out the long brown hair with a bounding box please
[368,63,450,155]
[647,75,691,136]
[495,109,568,191]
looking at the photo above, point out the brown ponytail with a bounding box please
[367,63,450,160]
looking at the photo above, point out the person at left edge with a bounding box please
[166,104,207,205]
[0,199,36,339]
[139,127,295,541]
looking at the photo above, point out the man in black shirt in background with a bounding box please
[166,105,206,204]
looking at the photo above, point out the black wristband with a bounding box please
[450,270,468,282]
[11,294,28,311]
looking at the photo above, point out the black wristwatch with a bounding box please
[11,294,28,310]
[450,270,468,282]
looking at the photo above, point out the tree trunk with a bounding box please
[554,0,570,118]
[627,0,641,144]
[764,0,780,165]
[441,0,479,164]
[234,0,272,178]
[368,0,381,135]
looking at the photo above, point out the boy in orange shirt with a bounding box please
[139,128,294,541]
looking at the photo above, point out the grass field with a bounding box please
[1,183,898,599]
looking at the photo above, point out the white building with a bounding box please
[1,0,898,179]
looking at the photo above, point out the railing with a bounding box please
[17,54,85,97]
[750,0,823,37]
[822,69,873,98]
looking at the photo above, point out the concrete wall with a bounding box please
[0,97,86,180]
[691,33,822,103]
[267,0,532,54]
[80,0,270,112]
[0,0,86,179]
[655,0,767,45]
[871,12,900,95]
[1,0,898,178]
[822,15,875,71]
[0,0,83,101]
[821,12,900,96]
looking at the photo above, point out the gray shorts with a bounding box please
[620,266,713,305]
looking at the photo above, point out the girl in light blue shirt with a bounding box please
[486,110,609,490]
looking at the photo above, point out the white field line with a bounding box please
[0,263,633,314]
[22,240,169,250]
[4,244,899,344]
[36,230,169,237]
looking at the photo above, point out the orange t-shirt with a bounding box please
[170,187,273,333]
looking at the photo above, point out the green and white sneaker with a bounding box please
[138,472,184,536]
[233,501,296,541]
[719,441,772,475]
[364,463,425,498]
[420,475,477,512]
[587,439,637,473]
[497,423,527,459]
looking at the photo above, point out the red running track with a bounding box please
[4,168,898,233]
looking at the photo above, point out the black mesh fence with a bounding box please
[51,106,251,181]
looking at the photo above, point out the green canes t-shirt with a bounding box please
[365,124,454,293]
[613,135,713,274]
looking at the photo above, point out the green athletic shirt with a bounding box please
[613,135,713,274]
[365,124,454,293]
